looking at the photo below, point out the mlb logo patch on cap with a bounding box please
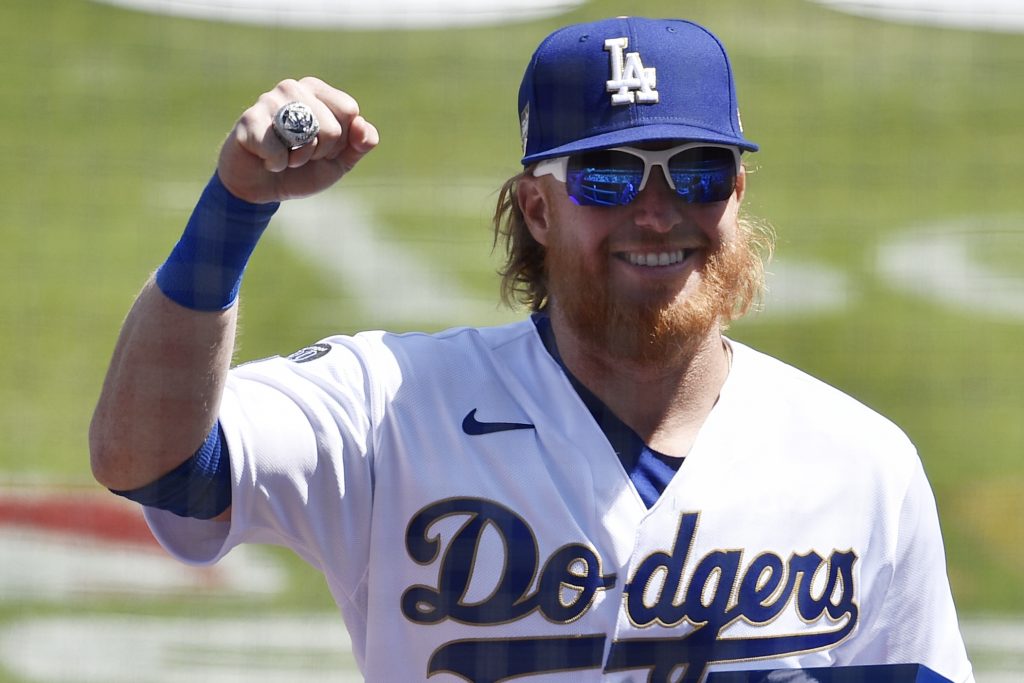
[518,16,758,165]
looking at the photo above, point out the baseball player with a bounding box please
[90,17,975,683]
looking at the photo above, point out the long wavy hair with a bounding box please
[491,169,775,320]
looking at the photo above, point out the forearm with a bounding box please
[90,167,277,491]
[90,277,237,491]
[89,76,377,495]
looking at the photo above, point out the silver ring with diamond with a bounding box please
[272,101,321,150]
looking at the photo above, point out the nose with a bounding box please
[631,167,682,233]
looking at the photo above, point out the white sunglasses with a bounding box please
[532,142,741,206]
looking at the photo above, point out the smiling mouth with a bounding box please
[620,249,696,267]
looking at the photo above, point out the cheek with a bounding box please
[696,202,739,248]
[547,204,609,255]
[545,221,611,290]
[551,225,613,277]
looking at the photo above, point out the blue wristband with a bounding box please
[156,173,279,311]
[110,421,232,520]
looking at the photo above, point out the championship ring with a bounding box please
[272,101,321,149]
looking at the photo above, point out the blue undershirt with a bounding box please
[532,313,682,508]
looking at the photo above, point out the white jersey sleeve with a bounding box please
[144,330,396,661]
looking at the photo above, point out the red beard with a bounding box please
[545,224,762,364]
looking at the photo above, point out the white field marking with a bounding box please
[0,613,1019,682]
[876,217,1024,319]
[813,0,1024,33]
[961,617,1024,682]
[87,0,586,29]
[0,530,282,600]
[88,0,1024,32]
[0,614,358,683]
[272,189,517,328]
[759,258,854,318]
[0,489,285,600]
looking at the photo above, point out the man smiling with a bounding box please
[90,16,974,682]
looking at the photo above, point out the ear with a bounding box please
[517,175,552,247]
[735,164,747,205]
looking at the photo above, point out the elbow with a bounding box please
[88,407,120,490]
[89,403,142,491]
[88,401,214,492]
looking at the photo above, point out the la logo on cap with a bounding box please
[604,37,658,106]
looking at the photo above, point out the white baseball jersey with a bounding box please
[145,318,974,683]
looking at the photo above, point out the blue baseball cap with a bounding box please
[518,16,757,165]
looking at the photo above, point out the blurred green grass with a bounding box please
[0,0,1021,636]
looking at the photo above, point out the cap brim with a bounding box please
[521,123,758,165]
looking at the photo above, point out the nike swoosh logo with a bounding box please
[462,409,536,436]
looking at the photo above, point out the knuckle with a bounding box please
[319,118,344,139]
[271,78,302,100]
[340,96,360,117]
[237,108,264,132]
[298,75,325,88]
[255,91,280,112]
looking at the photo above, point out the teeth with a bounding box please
[626,250,688,267]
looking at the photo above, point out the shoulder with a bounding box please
[341,318,542,380]
[726,339,918,464]
[366,317,539,359]
[235,319,538,374]
[230,318,543,402]
[717,342,930,533]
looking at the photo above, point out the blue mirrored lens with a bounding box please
[668,148,736,203]
[566,151,644,207]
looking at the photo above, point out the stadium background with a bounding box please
[0,0,1021,679]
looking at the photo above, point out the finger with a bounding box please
[251,79,322,171]
[246,89,294,172]
[296,79,350,163]
[285,136,319,168]
[229,109,288,175]
[298,76,360,162]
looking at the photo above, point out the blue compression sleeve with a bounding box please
[110,422,232,520]
[156,172,279,311]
